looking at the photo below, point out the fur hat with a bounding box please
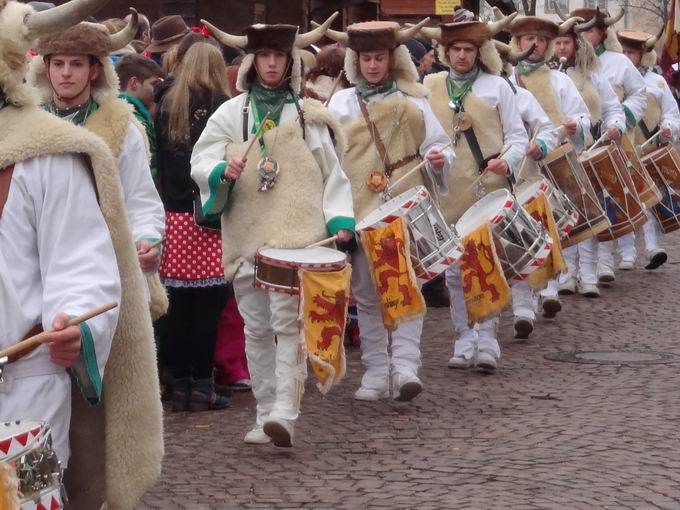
[323,18,430,52]
[245,24,298,53]
[618,28,661,69]
[568,7,624,30]
[510,17,558,39]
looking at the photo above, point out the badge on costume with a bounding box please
[257,156,280,192]
[367,171,387,193]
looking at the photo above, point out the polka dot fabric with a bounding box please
[160,212,225,284]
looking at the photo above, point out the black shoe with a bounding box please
[189,379,230,412]
[514,318,534,339]
[645,250,667,270]
[171,377,191,413]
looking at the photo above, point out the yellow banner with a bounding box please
[361,217,426,331]
[460,222,510,325]
[0,460,19,510]
[300,265,351,394]
[525,193,566,290]
[436,0,461,15]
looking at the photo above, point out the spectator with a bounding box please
[156,42,231,412]
[147,15,190,65]
[126,10,151,44]
[303,44,349,102]
[404,38,428,80]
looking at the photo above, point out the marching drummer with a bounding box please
[421,13,528,368]
[508,13,591,319]
[552,16,625,298]
[192,15,355,447]
[326,20,453,401]
[617,28,680,270]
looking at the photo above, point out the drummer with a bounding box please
[570,7,647,281]
[552,19,625,298]
[617,28,680,270]
[508,13,591,318]
[420,14,528,367]
[192,16,355,447]
[326,20,453,401]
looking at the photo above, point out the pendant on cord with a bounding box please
[257,157,280,192]
[367,171,387,193]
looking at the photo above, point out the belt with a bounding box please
[0,355,63,381]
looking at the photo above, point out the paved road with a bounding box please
[139,234,680,509]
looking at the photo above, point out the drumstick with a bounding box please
[306,235,338,248]
[517,133,539,183]
[637,130,663,153]
[138,237,166,254]
[324,71,345,107]
[242,111,271,163]
[0,302,119,361]
[388,141,453,190]
[589,130,609,152]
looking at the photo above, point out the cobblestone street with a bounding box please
[139,234,680,510]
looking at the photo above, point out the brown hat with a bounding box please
[147,15,189,53]
[564,7,624,30]
[617,29,658,53]
[510,16,583,40]
[420,15,516,48]
[323,19,429,52]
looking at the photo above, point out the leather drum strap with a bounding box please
[0,164,13,219]
[8,324,44,363]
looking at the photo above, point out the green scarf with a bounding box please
[45,98,98,126]
[355,78,398,100]
[120,93,157,178]
[516,60,547,76]
[595,44,606,56]
[447,66,479,111]
[251,80,292,128]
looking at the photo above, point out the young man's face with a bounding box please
[255,50,290,87]
[623,49,643,67]
[554,36,576,61]
[125,75,162,109]
[419,49,435,73]
[358,50,391,84]
[580,27,606,48]
[46,54,98,103]
[447,42,478,74]
[519,35,549,62]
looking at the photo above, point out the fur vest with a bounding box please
[634,91,661,146]
[516,66,564,127]
[343,94,427,223]
[425,71,507,224]
[570,70,602,124]
[0,106,163,510]
[222,99,341,280]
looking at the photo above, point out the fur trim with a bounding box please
[436,39,502,75]
[28,53,120,106]
[347,21,400,51]
[302,97,347,156]
[510,17,559,39]
[37,22,111,58]
[147,273,169,320]
[570,68,601,123]
[604,27,623,53]
[0,106,163,510]
[515,64,564,126]
[83,98,134,157]
[510,36,555,63]
[575,37,600,78]
[0,2,40,107]
[235,53,254,93]
[304,74,337,103]
[344,45,427,98]
[641,50,657,70]
[245,24,297,53]
[235,48,302,94]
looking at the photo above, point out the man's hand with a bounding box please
[527,143,544,161]
[563,119,577,136]
[225,158,246,181]
[336,229,354,243]
[137,240,160,273]
[486,158,509,176]
[36,313,82,368]
[661,126,672,140]
[426,149,446,172]
[607,126,622,141]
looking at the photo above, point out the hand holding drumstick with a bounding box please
[224,112,271,181]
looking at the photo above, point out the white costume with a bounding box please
[0,154,120,466]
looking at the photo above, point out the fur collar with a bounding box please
[0,2,39,107]
[236,48,303,94]
[641,50,657,70]
[604,27,623,53]
[436,39,502,76]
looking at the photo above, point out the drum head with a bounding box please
[357,186,428,231]
[258,247,346,266]
[455,189,514,237]
[515,178,547,205]
[0,420,48,461]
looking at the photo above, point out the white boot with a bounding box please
[263,417,295,448]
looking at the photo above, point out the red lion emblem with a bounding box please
[460,239,500,302]
[309,290,347,350]
[372,233,412,306]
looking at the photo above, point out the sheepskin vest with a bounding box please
[425,71,507,224]
[0,106,163,510]
[570,70,602,123]
[634,91,661,146]
[222,99,339,280]
[84,98,169,319]
[343,94,426,223]
[516,66,564,126]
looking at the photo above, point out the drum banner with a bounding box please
[525,193,566,290]
[299,265,351,394]
[459,222,511,325]
[360,217,426,331]
[0,460,19,510]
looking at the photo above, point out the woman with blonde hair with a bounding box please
[156,42,231,412]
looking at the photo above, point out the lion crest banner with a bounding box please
[360,217,426,331]
[0,460,19,510]
[459,222,511,325]
[299,265,351,394]
[524,193,566,290]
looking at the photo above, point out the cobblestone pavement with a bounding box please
[139,234,680,509]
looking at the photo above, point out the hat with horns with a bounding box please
[494,40,536,65]
[420,13,517,48]
[617,27,664,52]
[323,18,430,52]
[509,15,584,40]
[554,6,624,30]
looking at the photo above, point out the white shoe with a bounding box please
[393,374,423,402]
[447,355,474,369]
[597,269,615,283]
[244,425,271,444]
[558,277,577,295]
[577,282,600,298]
[354,386,390,401]
[263,417,294,448]
[618,259,635,270]
[475,351,497,371]
[645,248,667,270]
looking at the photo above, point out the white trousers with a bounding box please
[560,237,598,285]
[445,263,500,359]
[511,280,537,320]
[539,278,560,298]
[232,261,306,424]
[351,249,422,391]
[599,211,661,269]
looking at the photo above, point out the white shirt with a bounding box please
[642,70,680,141]
[598,50,647,126]
[565,67,626,133]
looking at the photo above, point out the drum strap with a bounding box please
[460,105,486,172]
[7,324,44,363]
[0,164,13,220]
[639,119,657,141]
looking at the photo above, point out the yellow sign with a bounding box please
[436,0,462,15]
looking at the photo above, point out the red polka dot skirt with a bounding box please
[160,212,226,288]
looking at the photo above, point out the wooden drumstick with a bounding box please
[637,130,663,153]
[139,236,166,254]
[306,235,339,249]
[324,71,345,107]
[517,133,539,183]
[242,111,271,163]
[588,131,609,152]
[0,302,119,361]
[388,141,453,190]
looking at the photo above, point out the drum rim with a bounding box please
[256,246,347,267]
[356,185,429,231]
[455,189,514,237]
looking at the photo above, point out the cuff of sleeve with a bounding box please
[327,216,356,235]
[67,322,103,405]
[203,161,228,217]
[623,106,637,129]
[536,139,548,159]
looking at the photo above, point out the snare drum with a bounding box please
[254,247,346,295]
[618,135,662,208]
[0,420,65,510]
[357,186,464,283]
[515,177,579,239]
[541,143,610,248]
[641,144,680,233]
[455,189,553,283]
[580,144,647,241]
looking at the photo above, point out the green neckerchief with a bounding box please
[355,78,398,100]
[120,93,157,178]
[251,80,291,128]
[595,44,606,56]
[45,97,98,126]
[446,65,480,111]
[516,60,547,76]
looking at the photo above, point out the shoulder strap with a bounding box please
[0,164,15,220]
[356,93,393,173]
[502,75,517,94]
[242,95,250,143]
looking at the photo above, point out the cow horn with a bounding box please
[645,24,665,50]
[296,11,339,48]
[604,7,625,26]
[108,8,137,51]
[201,19,247,49]
[552,1,569,21]
[395,17,430,44]
[488,11,518,35]
[574,14,598,33]
[25,0,109,38]
[558,16,584,36]
[316,21,349,46]
[512,42,536,63]
[419,26,442,40]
